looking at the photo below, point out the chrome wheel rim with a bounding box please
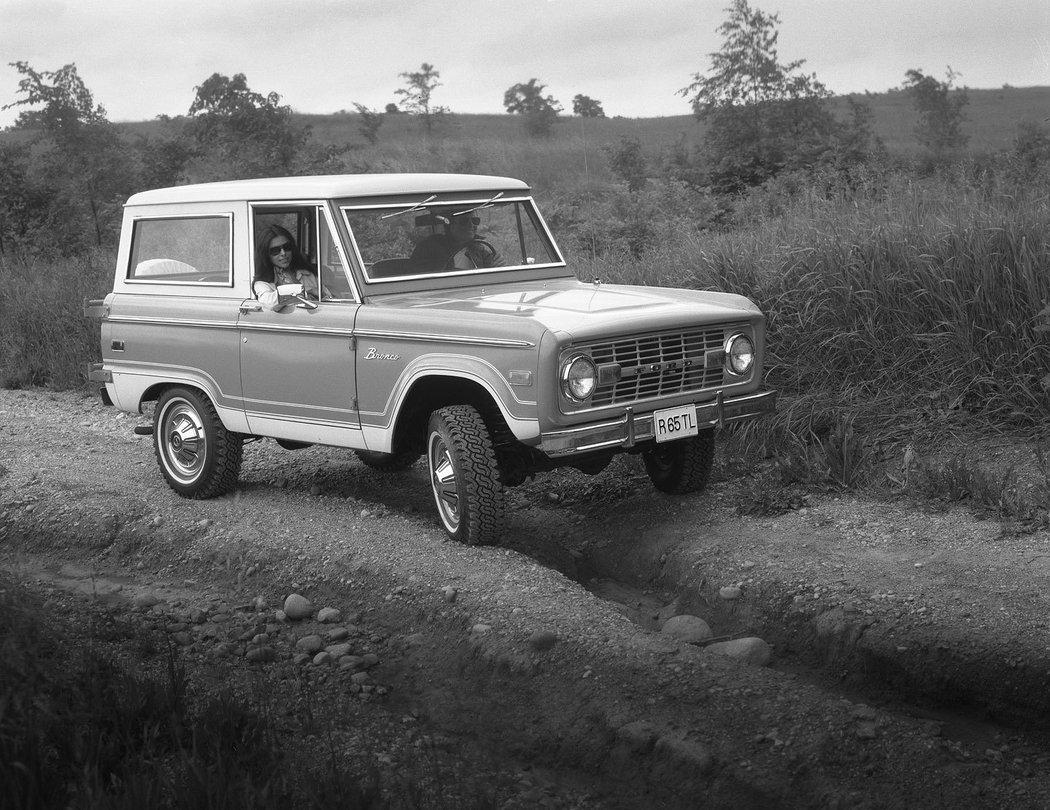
[428,432,460,531]
[161,400,206,484]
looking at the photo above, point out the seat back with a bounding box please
[369,258,416,278]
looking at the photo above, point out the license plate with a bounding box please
[653,404,699,443]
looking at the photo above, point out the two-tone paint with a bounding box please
[89,173,774,464]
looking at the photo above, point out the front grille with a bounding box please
[587,328,725,407]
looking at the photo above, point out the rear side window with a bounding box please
[127,215,232,284]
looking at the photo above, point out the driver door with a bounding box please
[238,204,361,445]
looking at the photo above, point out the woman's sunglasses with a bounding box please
[269,242,293,256]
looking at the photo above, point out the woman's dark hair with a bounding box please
[254,224,310,285]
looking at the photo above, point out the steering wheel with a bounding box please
[445,239,499,271]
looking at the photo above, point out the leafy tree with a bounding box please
[186,72,310,179]
[678,0,836,192]
[902,67,969,157]
[604,137,647,191]
[503,79,562,137]
[394,63,448,134]
[384,103,401,114]
[1,61,134,253]
[353,103,384,145]
[1011,120,1050,174]
[572,94,606,118]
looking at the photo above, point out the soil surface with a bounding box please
[3,387,1050,809]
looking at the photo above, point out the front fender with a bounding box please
[359,352,540,452]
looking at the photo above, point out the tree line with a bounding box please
[0,0,1040,261]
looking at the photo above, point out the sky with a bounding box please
[1,0,1048,128]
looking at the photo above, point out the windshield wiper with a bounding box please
[380,194,439,220]
[450,192,505,217]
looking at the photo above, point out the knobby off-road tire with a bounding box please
[355,449,423,472]
[426,405,506,545]
[642,429,715,495]
[154,387,243,499]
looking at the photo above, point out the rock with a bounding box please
[312,651,332,666]
[402,633,425,648]
[339,655,366,671]
[326,642,353,658]
[529,629,558,651]
[317,607,341,623]
[362,653,379,668]
[132,592,160,608]
[704,637,772,666]
[283,593,313,620]
[654,734,714,774]
[660,614,713,644]
[443,586,458,603]
[327,627,350,641]
[719,585,743,600]
[295,634,324,653]
[471,623,493,635]
[245,646,278,663]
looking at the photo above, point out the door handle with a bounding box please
[239,302,263,314]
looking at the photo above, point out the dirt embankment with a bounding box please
[4,387,1050,809]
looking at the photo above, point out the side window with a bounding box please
[128,216,232,284]
[317,212,353,300]
[252,206,355,302]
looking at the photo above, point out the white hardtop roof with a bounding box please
[125,173,531,206]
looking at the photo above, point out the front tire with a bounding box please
[426,405,505,545]
[642,430,715,495]
[154,387,242,499]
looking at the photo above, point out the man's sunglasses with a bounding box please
[269,242,293,256]
[453,215,481,226]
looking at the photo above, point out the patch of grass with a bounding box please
[909,451,1050,530]
[0,573,501,809]
[0,249,111,389]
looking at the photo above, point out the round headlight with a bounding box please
[725,334,755,376]
[561,354,597,402]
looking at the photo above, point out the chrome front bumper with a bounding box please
[539,389,777,457]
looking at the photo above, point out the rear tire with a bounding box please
[154,387,242,499]
[426,405,505,545]
[642,429,715,495]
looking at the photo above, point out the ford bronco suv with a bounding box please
[86,174,776,545]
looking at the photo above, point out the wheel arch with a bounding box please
[388,373,508,457]
[130,377,249,434]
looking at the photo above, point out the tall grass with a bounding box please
[0,248,112,388]
[585,168,1050,449]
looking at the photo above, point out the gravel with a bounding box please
[4,387,1050,808]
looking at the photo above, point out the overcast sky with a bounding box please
[1,0,1047,128]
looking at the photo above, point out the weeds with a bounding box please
[0,572,505,809]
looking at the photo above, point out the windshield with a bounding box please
[341,197,563,282]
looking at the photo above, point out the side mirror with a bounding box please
[295,295,318,310]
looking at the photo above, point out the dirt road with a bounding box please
[3,387,1050,808]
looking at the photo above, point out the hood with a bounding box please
[370,278,760,340]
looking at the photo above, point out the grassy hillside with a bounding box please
[119,86,1050,192]
[295,85,1050,157]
